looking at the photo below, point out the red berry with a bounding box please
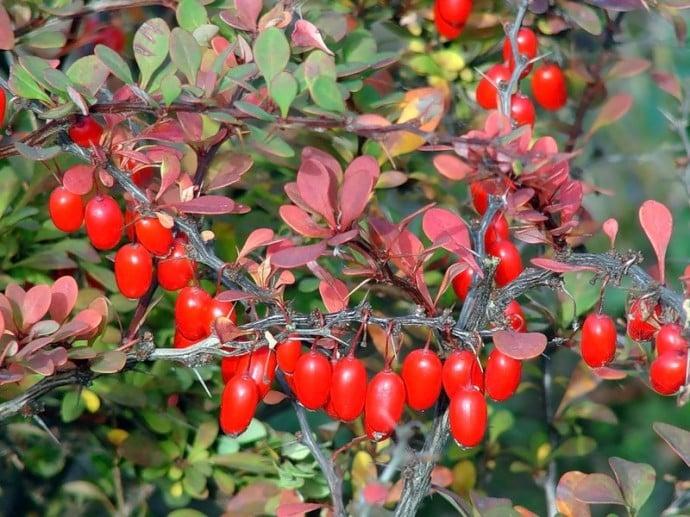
[487,239,523,286]
[49,187,84,233]
[531,63,568,111]
[434,1,463,39]
[452,267,474,301]
[442,349,484,397]
[330,356,368,421]
[476,63,511,110]
[505,300,526,332]
[510,93,536,127]
[68,116,103,147]
[485,213,510,248]
[157,238,196,291]
[221,354,246,383]
[84,194,124,250]
[134,216,174,256]
[581,313,617,368]
[95,26,125,53]
[173,328,195,349]
[437,0,473,27]
[0,88,6,127]
[276,338,302,374]
[124,207,136,241]
[649,351,687,395]
[470,181,489,214]
[364,369,406,439]
[449,387,487,447]
[402,348,443,411]
[114,243,153,299]
[208,296,237,333]
[130,166,155,188]
[236,347,277,399]
[627,299,661,341]
[220,374,259,436]
[485,349,522,401]
[502,28,538,73]
[655,324,689,356]
[174,286,212,341]
[293,350,332,410]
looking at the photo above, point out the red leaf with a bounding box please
[175,195,249,215]
[291,19,333,55]
[21,285,52,329]
[651,71,682,101]
[506,188,535,212]
[431,466,453,487]
[319,278,349,312]
[587,94,634,138]
[0,6,14,50]
[302,146,343,182]
[279,205,332,238]
[215,290,257,302]
[157,153,180,200]
[432,154,470,181]
[14,337,53,360]
[592,367,627,380]
[63,164,94,195]
[493,330,547,360]
[237,228,275,260]
[327,229,359,246]
[49,276,78,323]
[531,258,598,273]
[206,154,252,191]
[339,155,379,228]
[271,241,328,269]
[71,308,103,336]
[262,390,288,405]
[639,200,673,284]
[276,503,324,517]
[607,58,650,80]
[602,218,618,248]
[421,208,471,256]
[362,483,388,506]
[296,159,337,228]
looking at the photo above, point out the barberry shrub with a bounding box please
[0,0,689,516]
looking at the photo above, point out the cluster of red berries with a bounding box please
[476,28,567,125]
[219,337,521,449]
[576,300,687,396]
[433,0,472,40]
[173,286,237,348]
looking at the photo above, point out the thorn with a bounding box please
[33,415,61,447]
[193,368,213,399]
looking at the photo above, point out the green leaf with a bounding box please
[160,74,182,105]
[14,142,61,161]
[95,44,134,84]
[488,409,514,443]
[236,419,266,444]
[608,457,655,513]
[212,469,235,495]
[216,436,240,455]
[253,27,290,83]
[66,56,110,96]
[234,100,276,122]
[91,350,127,374]
[560,271,599,327]
[60,390,85,423]
[270,72,297,117]
[183,465,207,496]
[142,409,173,434]
[43,68,73,92]
[22,29,67,50]
[0,165,19,217]
[62,481,113,510]
[310,75,345,112]
[211,452,277,474]
[248,126,294,158]
[169,28,202,85]
[9,63,50,102]
[554,435,597,458]
[119,432,167,467]
[134,18,171,89]
[193,420,219,451]
[176,0,208,32]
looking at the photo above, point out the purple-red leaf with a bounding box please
[432,154,470,181]
[175,195,249,215]
[49,276,78,323]
[653,422,690,466]
[421,208,471,256]
[319,278,349,312]
[21,285,52,329]
[157,153,180,200]
[291,19,333,55]
[270,241,328,269]
[206,154,252,191]
[607,58,651,80]
[639,200,673,284]
[493,330,548,360]
[0,5,14,50]
[339,155,379,228]
[573,473,626,505]
[215,290,258,302]
[279,205,332,238]
[237,228,275,260]
[602,218,618,248]
[586,94,634,138]
[63,164,95,195]
[296,159,337,228]
[651,71,682,101]
[276,503,325,517]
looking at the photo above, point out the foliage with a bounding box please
[0,0,689,516]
